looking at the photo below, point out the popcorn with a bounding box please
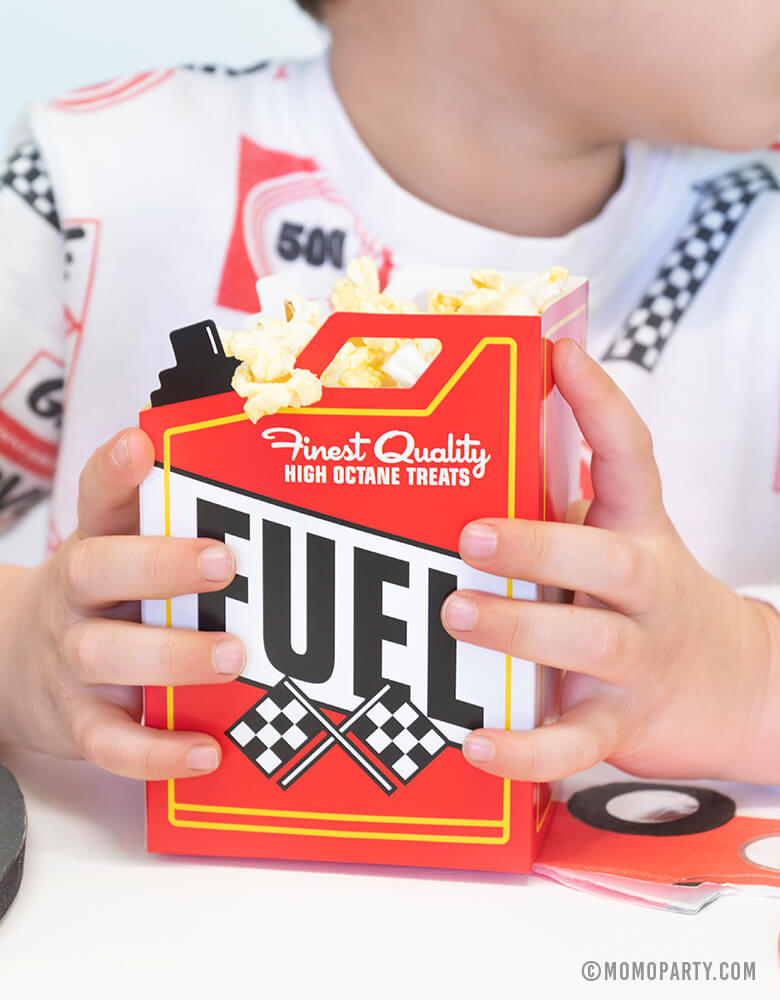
[321,341,390,388]
[470,268,505,291]
[500,289,538,316]
[345,255,381,296]
[234,368,323,423]
[457,287,505,314]
[381,341,431,388]
[221,291,325,422]
[519,266,570,312]
[416,339,442,362]
[224,327,298,383]
[220,258,569,421]
[332,255,419,315]
[429,291,463,314]
[431,266,569,317]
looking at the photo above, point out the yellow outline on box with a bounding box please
[159,322,575,844]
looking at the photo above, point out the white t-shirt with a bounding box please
[0,52,778,611]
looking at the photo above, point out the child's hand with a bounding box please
[1,429,245,780]
[442,339,780,785]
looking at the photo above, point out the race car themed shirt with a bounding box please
[0,52,778,617]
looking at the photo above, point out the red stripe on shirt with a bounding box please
[0,410,57,479]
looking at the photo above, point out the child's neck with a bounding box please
[328,18,625,239]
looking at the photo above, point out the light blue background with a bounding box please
[1,0,328,565]
[1,0,326,141]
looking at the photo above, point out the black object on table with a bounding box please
[0,764,26,921]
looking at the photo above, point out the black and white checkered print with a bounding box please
[180,61,270,77]
[603,162,778,371]
[227,680,324,776]
[350,685,447,784]
[0,141,60,230]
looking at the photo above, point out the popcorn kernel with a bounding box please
[429,291,463,314]
[470,269,505,291]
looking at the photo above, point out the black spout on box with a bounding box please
[150,319,239,408]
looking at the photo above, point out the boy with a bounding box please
[0,0,778,787]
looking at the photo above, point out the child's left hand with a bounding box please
[442,338,780,785]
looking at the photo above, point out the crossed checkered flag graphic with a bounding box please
[0,141,60,230]
[603,161,778,371]
[227,678,448,795]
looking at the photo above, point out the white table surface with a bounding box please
[1,746,779,1000]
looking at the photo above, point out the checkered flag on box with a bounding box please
[227,679,325,777]
[603,161,778,372]
[349,684,447,785]
[0,141,60,230]
[229,678,449,793]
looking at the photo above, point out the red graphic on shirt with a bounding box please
[0,350,63,480]
[0,413,56,479]
[217,136,393,314]
[49,70,175,114]
[63,218,101,401]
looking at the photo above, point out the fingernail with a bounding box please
[460,523,497,559]
[111,433,130,468]
[562,338,586,370]
[199,545,234,582]
[213,639,246,675]
[463,735,495,762]
[187,746,219,771]
[443,594,477,631]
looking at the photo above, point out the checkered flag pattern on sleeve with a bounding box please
[226,679,325,777]
[0,141,60,230]
[349,683,447,784]
[602,162,779,371]
[180,61,269,76]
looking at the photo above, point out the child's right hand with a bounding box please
[0,428,245,779]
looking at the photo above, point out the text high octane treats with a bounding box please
[140,261,587,872]
[219,258,570,420]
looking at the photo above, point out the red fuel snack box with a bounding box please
[139,267,587,873]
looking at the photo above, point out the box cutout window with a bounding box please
[321,338,442,389]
